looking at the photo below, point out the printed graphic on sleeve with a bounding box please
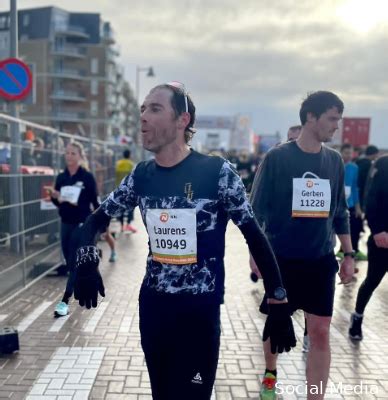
[103,167,138,216]
[218,161,254,225]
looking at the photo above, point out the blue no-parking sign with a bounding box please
[0,58,32,101]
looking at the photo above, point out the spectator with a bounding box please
[287,125,302,141]
[33,137,48,166]
[115,149,137,233]
[356,145,379,210]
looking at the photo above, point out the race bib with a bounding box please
[60,185,81,204]
[345,186,351,200]
[146,208,197,264]
[292,172,331,218]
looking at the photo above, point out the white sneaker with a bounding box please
[54,301,69,317]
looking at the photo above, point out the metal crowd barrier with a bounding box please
[0,113,137,304]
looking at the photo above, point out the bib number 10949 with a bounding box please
[155,238,187,250]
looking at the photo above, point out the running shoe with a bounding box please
[355,251,368,261]
[302,334,310,353]
[54,301,69,317]
[124,224,138,233]
[260,372,277,400]
[349,313,363,340]
[109,251,117,262]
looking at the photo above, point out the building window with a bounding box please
[0,32,9,49]
[23,14,30,27]
[91,101,98,116]
[91,80,98,95]
[91,58,99,74]
[0,16,9,29]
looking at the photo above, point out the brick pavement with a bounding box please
[0,215,387,399]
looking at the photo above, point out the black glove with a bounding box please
[74,245,105,309]
[262,303,296,354]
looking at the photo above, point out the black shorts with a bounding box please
[139,293,221,400]
[260,253,339,317]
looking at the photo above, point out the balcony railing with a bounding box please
[50,68,87,80]
[50,90,86,102]
[51,45,86,58]
[54,25,90,39]
[50,111,87,122]
[106,47,119,63]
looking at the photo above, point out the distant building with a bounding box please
[0,6,139,141]
[192,115,253,153]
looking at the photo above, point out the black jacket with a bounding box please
[52,167,99,224]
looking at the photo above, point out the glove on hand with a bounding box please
[263,303,297,354]
[74,245,105,309]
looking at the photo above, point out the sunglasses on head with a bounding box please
[166,81,188,113]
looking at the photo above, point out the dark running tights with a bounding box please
[355,236,388,314]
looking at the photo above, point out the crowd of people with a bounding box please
[40,84,387,400]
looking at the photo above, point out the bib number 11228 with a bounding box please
[300,199,325,207]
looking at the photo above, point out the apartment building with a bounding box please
[0,6,139,141]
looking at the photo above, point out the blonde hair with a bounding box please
[69,141,89,170]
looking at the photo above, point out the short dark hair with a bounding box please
[151,84,196,143]
[299,91,344,125]
[289,125,302,131]
[340,143,352,153]
[123,149,131,158]
[365,145,379,156]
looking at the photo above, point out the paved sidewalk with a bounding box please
[0,218,387,399]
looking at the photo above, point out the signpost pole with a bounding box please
[9,0,22,254]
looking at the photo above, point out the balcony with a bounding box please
[54,25,90,39]
[51,45,86,58]
[102,22,116,45]
[50,68,88,80]
[50,90,86,102]
[106,46,119,64]
[50,111,87,122]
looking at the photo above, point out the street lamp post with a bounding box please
[135,66,154,161]
[135,66,155,103]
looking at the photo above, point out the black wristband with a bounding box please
[344,250,356,258]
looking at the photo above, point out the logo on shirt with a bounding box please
[191,372,203,385]
[184,183,194,201]
[306,180,314,188]
[160,212,169,222]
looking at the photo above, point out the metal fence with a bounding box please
[0,113,135,304]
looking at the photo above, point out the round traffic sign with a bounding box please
[0,58,33,101]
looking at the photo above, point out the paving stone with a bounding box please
[0,222,386,399]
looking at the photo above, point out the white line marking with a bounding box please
[83,302,109,333]
[17,301,52,332]
[49,315,70,332]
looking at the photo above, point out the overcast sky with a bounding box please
[8,0,388,145]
